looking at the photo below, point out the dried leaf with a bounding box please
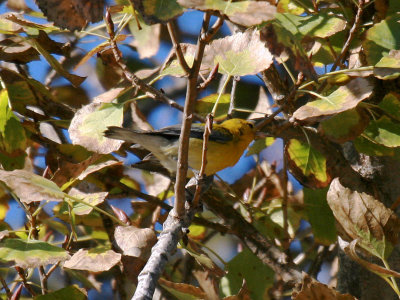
[293,78,373,123]
[0,169,65,203]
[69,102,124,154]
[159,278,206,299]
[0,238,70,268]
[129,17,161,58]
[64,248,121,272]
[114,226,157,260]
[327,178,400,256]
[292,273,356,300]
[35,0,105,31]
[341,239,400,278]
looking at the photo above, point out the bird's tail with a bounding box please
[104,127,143,144]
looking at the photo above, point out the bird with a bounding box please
[104,118,257,176]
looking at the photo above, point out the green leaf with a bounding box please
[178,0,276,27]
[293,78,373,122]
[356,229,393,260]
[195,94,230,119]
[0,238,69,268]
[319,109,369,143]
[136,0,184,24]
[374,50,400,80]
[303,187,337,245]
[363,116,400,148]
[246,137,275,156]
[0,89,27,170]
[0,169,65,203]
[69,103,124,154]
[285,139,331,188]
[220,248,273,299]
[67,189,108,215]
[0,68,37,114]
[34,286,87,300]
[378,92,400,121]
[363,15,400,64]
[29,39,85,88]
[277,0,306,15]
[354,135,400,157]
[274,12,346,39]
[206,30,273,76]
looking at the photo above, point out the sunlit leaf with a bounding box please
[64,247,121,272]
[0,238,70,268]
[0,169,65,203]
[67,188,108,215]
[178,0,276,27]
[69,102,124,154]
[374,50,400,80]
[363,116,400,148]
[285,139,331,188]
[195,94,230,119]
[206,30,273,76]
[293,78,373,123]
[114,226,157,260]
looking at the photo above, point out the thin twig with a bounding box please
[330,0,365,73]
[167,22,190,75]
[15,267,36,296]
[104,11,203,122]
[192,114,213,208]
[197,63,219,92]
[174,12,212,217]
[0,275,12,299]
[228,76,240,118]
[281,146,290,250]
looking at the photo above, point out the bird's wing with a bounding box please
[148,124,233,143]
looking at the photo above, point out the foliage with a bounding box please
[1,0,400,299]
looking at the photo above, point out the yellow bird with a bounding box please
[105,118,256,176]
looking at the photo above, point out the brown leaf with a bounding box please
[0,169,65,203]
[64,248,121,272]
[292,273,356,300]
[158,278,206,299]
[327,178,400,247]
[193,270,219,300]
[0,36,40,63]
[341,239,400,278]
[114,226,157,260]
[35,0,105,31]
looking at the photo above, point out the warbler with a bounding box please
[105,118,256,176]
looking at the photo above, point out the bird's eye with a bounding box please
[248,123,254,128]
